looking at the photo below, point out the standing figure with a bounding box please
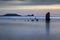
[46,12,50,22]
[45,12,50,35]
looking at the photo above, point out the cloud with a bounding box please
[0,0,60,6]
[0,5,60,10]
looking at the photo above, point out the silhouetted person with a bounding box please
[45,12,50,35]
[46,12,50,22]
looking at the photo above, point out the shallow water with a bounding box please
[0,18,60,40]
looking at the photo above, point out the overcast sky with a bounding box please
[0,0,60,6]
[0,0,60,16]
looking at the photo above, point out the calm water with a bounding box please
[0,18,60,40]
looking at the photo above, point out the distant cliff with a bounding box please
[0,14,34,17]
[0,14,34,16]
[2,14,21,16]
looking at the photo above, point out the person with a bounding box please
[46,12,50,22]
[45,12,50,35]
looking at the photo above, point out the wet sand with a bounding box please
[0,19,60,40]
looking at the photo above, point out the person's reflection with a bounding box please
[46,21,50,35]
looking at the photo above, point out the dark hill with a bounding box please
[3,14,21,16]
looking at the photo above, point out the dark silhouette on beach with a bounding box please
[27,14,34,16]
[45,12,50,22]
[34,17,39,21]
[0,12,50,22]
[45,12,50,35]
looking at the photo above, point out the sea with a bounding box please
[0,16,60,40]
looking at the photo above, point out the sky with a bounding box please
[0,0,60,16]
[0,0,60,5]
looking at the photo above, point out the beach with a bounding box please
[0,18,60,40]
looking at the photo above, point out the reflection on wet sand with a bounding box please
[46,21,50,35]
